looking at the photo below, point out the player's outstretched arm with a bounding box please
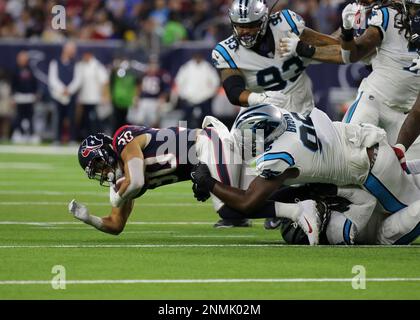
[110,136,146,207]
[341,26,381,63]
[278,29,343,64]
[192,163,297,214]
[396,92,420,151]
[68,199,134,235]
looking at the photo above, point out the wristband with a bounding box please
[340,26,354,42]
[296,41,316,58]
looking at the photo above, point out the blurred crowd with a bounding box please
[0,0,350,145]
[0,0,346,45]
[0,41,238,144]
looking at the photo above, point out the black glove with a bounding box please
[190,163,216,193]
[192,182,211,202]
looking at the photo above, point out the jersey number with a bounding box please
[145,154,179,189]
[117,131,134,146]
[256,57,305,91]
[291,113,320,152]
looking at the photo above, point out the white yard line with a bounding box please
[0,243,417,248]
[0,145,78,155]
[0,202,210,207]
[1,278,420,285]
[0,190,190,197]
[0,162,54,170]
[0,244,278,249]
[0,221,216,225]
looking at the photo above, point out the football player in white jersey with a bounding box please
[212,0,341,227]
[191,104,420,245]
[212,0,341,115]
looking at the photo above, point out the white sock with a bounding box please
[274,202,301,221]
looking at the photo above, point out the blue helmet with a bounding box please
[78,133,118,186]
[232,104,288,158]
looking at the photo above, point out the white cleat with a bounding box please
[296,200,322,246]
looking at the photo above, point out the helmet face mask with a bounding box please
[78,133,118,187]
[229,0,269,49]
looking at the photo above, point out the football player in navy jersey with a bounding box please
[68,117,327,240]
[68,120,235,235]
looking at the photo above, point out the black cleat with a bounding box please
[213,219,252,228]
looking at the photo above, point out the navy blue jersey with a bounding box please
[140,71,171,99]
[112,125,198,191]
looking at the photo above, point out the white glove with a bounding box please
[68,199,89,221]
[109,182,124,208]
[342,3,359,30]
[278,32,300,58]
[409,56,420,72]
[248,91,287,107]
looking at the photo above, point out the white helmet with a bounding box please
[229,0,269,48]
[232,104,288,158]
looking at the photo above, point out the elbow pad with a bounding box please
[222,75,246,106]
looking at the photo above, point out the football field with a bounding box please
[0,146,419,300]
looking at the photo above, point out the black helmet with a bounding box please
[78,133,118,186]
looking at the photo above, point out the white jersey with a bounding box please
[212,10,314,114]
[362,6,420,111]
[254,108,387,186]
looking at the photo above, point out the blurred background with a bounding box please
[0,0,368,145]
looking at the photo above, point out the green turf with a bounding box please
[0,150,419,300]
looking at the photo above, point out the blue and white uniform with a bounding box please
[212,10,315,114]
[343,6,420,160]
[252,107,420,244]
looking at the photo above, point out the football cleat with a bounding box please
[296,200,323,245]
[264,217,284,230]
[213,218,252,228]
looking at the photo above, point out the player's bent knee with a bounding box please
[218,206,246,219]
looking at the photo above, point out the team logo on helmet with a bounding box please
[80,137,104,158]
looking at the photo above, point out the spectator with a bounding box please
[48,41,80,144]
[175,52,220,128]
[128,56,171,127]
[76,51,109,139]
[161,11,188,46]
[0,69,12,142]
[10,51,39,144]
[110,59,140,132]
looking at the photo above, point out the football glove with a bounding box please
[192,182,211,202]
[68,199,89,221]
[190,163,216,193]
[247,90,287,107]
[342,3,358,30]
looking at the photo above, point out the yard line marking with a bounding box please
[0,162,54,170]
[0,202,211,207]
[0,145,78,155]
[0,244,278,249]
[0,221,216,225]
[0,243,418,249]
[0,191,190,197]
[1,278,420,285]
